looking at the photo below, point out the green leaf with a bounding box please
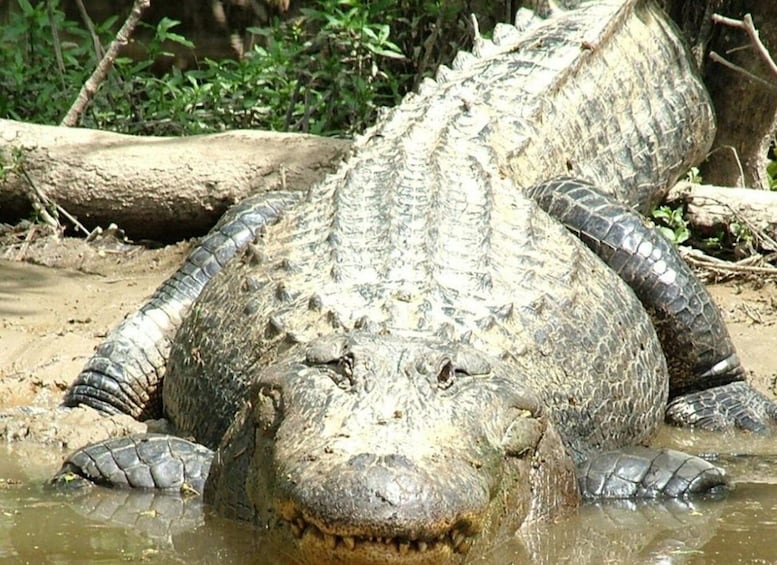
[17,0,34,17]
[163,32,195,48]
[366,45,406,59]
[767,159,777,190]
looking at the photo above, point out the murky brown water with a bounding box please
[1,427,776,564]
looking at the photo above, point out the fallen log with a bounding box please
[0,119,350,241]
[667,181,777,247]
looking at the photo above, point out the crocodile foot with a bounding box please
[666,381,777,433]
[577,446,728,499]
[52,433,214,495]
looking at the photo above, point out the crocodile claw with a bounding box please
[666,381,777,433]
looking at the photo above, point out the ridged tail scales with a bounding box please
[527,178,777,431]
[62,191,303,420]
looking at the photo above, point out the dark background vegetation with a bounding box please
[0,0,522,136]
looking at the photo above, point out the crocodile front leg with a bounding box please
[526,177,777,432]
[52,433,213,494]
[62,191,302,420]
[577,447,727,499]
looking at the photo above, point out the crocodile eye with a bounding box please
[437,360,464,390]
[326,352,355,389]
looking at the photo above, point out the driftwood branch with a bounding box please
[667,181,777,230]
[711,13,777,82]
[0,119,350,241]
[60,0,150,127]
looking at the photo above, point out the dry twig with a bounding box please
[682,247,777,282]
[46,0,67,88]
[710,13,777,87]
[18,166,91,237]
[60,0,151,127]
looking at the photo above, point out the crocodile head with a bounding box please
[205,331,579,563]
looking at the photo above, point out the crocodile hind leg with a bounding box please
[577,446,727,499]
[526,177,777,432]
[62,191,302,420]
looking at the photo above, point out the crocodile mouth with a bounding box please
[281,513,477,559]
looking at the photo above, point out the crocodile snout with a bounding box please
[276,449,484,563]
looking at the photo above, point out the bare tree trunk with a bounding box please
[660,1,776,188]
[0,119,350,241]
[700,1,777,188]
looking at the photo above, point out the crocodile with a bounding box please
[53,0,777,563]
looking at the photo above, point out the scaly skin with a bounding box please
[61,191,302,419]
[53,1,775,563]
[163,0,715,456]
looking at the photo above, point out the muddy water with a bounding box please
[479,427,777,564]
[1,428,776,564]
[0,443,261,564]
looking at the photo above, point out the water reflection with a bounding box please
[479,497,723,563]
[2,427,777,564]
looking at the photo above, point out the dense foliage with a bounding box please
[0,0,473,136]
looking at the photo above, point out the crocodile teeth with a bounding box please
[451,529,465,551]
[282,514,474,555]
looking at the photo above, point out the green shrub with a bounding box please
[1,0,467,137]
[0,0,102,123]
[651,205,690,245]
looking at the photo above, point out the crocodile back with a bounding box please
[165,0,707,459]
